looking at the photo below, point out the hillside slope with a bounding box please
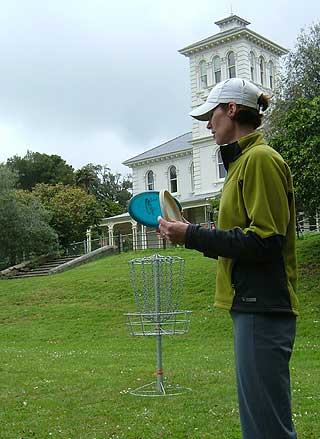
[0,235,319,438]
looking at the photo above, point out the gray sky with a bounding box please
[0,0,319,174]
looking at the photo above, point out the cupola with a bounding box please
[214,15,250,32]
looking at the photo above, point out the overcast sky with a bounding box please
[0,0,319,174]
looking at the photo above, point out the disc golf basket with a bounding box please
[124,254,192,397]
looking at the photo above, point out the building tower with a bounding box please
[101,15,288,247]
[179,15,287,198]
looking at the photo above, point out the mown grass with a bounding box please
[0,235,319,439]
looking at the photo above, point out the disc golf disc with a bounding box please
[159,190,183,222]
[128,190,182,227]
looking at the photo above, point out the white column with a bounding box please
[141,225,147,250]
[204,205,208,223]
[86,228,92,253]
[108,225,114,246]
[207,61,212,87]
[132,222,138,251]
[221,57,227,81]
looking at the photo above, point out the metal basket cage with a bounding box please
[129,254,185,318]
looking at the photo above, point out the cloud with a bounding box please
[0,0,319,172]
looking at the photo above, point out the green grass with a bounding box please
[0,235,319,439]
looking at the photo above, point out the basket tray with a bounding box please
[124,310,191,336]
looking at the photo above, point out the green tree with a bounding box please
[209,192,221,225]
[7,151,75,190]
[283,22,320,102]
[103,198,125,218]
[0,166,58,267]
[33,184,104,247]
[100,168,132,211]
[266,21,320,215]
[0,163,17,190]
[75,163,101,194]
[269,97,320,214]
[75,163,132,216]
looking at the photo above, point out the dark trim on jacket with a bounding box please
[185,225,293,314]
[220,141,242,171]
[185,225,284,262]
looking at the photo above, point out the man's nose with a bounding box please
[206,121,211,130]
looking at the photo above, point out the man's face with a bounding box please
[206,103,235,145]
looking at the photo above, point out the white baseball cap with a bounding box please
[189,78,263,121]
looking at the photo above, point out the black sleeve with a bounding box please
[185,224,284,262]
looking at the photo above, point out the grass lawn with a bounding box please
[0,234,319,439]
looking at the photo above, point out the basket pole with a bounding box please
[154,257,164,393]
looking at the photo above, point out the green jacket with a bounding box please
[186,131,298,315]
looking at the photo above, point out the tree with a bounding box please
[103,198,125,218]
[100,168,132,209]
[0,166,58,267]
[75,163,101,194]
[209,192,221,225]
[33,184,104,247]
[266,21,320,215]
[75,163,132,217]
[269,97,320,214]
[0,163,17,191]
[7,151,75,190]
[282,22,320,102]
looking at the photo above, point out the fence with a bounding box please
[64,230,173,257]
[63,220,320,257]
[1,221,319,270]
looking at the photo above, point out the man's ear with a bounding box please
[227,102,237,119]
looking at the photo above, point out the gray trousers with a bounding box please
[230,312,297,439]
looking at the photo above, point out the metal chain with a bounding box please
[129,255,184,321]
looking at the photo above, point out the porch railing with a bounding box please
[63,220,320,257]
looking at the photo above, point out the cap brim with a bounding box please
[189,101,219,121]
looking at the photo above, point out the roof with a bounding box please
[182,191,219,204]
[179,25,287,56]
[123,132,192,166]
[214,14,250,28]
[100,212,131,225]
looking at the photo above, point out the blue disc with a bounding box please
[128,191,162,228]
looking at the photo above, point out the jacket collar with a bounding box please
[220,131,264,171]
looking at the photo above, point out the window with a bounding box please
[212,56,221,84]
[250,51,255,82]
[146,170,154,191]
[169,166,178,193]
[227,51,236,78]
[217,150,227,179]
[259,56,266,86]
[268,61,274,89]
[199,60,208,88]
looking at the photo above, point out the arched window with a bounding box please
[259,56,266,86]
[250,51,255,82]
[146,170,154,191]
[169,166,178,193]
[199,60,208,89]
[227,51,236,78]
[190,162,195,192]
[217,150,227,179]
[212,56,221,84]
[268,61,274,89]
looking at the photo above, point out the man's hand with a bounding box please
[157,216,189,245]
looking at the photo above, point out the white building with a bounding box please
[100,14,287,249]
